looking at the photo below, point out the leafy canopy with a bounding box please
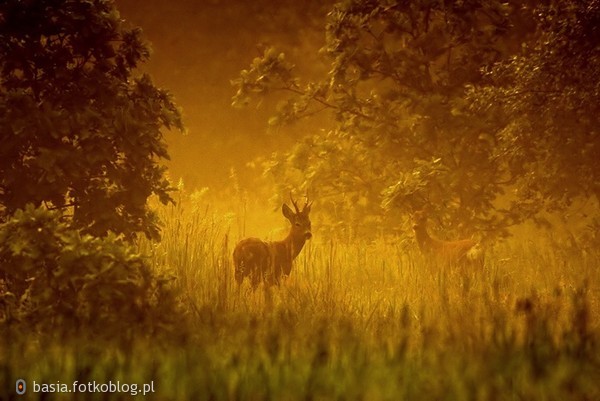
[234,0,519,238]
[0,0,184,240]
[472,0,600,213]
[233,0,599,240]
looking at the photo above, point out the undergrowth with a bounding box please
[1,198,599,400]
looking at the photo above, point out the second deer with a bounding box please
[233,195,312,288]
[412,210,483,268]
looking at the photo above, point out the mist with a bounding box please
[116,0,332,190]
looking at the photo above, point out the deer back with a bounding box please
[412,211,483,267]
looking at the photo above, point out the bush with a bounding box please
[0,205,179,336]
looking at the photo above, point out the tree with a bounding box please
[0,0,183,240]
[234,0,528,239]
[472,0,600,214]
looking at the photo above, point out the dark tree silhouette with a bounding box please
[474,1,600,212]
[0,0,184,239]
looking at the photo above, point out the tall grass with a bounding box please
[2,193,599,400]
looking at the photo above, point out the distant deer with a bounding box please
[233,195,312,288]
[412,210,483,268]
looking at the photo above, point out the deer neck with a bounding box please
[414,225,434,252]
[283,232,307,260]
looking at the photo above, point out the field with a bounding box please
[2,1,600,400]
[2,195,599,401]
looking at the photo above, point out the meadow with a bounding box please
[2,192,599,401]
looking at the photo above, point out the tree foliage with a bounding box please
[0,0,184,240]
[472,0,600,213]
[233,0,599,239]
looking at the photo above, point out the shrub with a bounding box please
[0,205,179,336]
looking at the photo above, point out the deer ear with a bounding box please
[282,204,294,220]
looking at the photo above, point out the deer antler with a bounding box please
[303,191,312,212]
[290,191,300,213]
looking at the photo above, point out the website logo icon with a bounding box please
[16,379,27,395]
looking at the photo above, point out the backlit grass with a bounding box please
[2,196,599,400]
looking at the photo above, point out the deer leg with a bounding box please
[234,261,245,285]
[250,267,261,290]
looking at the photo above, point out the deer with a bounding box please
[412,210,484,268]
[233,195,312,288]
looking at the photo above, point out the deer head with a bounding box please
[282,194,312,240]
[412,210,428,231]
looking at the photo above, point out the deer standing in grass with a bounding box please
[233,196,312,288]
[412,210,484,268]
